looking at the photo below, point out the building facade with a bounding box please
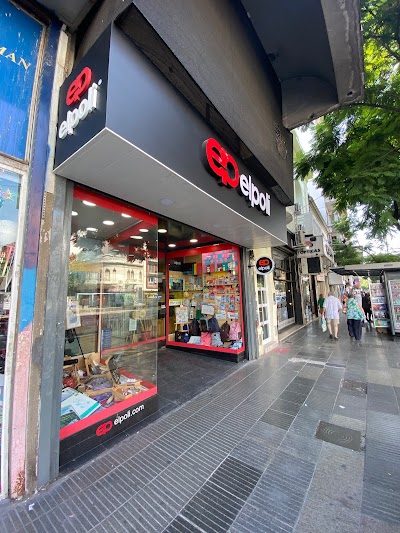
[0,0,363,498]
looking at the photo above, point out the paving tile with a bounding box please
[261,409,295,430]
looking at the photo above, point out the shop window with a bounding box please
[166,245,244,355]
[273,253,295,331]
[63,186,159,440]
[0,168,21,462]
[256,274,270,344]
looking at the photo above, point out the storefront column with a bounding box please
[6,21,63,498]
[241,249,259,361]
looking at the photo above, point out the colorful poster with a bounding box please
[66,298,81,329]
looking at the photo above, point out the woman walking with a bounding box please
[345,292,365,341]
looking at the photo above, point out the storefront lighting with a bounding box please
[103,220,114,225]
[71,211,78,216]
[160,198,175,206]
[158,228,167,233]
[168,243,176,248]
[130,235,143,239]
[86,227,98,232]
[190,239,198,243]
[139,228,149,233]
[82,200,96,206]
[121,213,131,218]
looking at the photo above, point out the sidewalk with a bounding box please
[1,321,400,532]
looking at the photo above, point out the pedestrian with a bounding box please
[323,291,343,340]
[317,293,325,320]
[346,291,365,341]
[362,292,372,322]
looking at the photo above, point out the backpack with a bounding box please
[208,317,220,333]
[189,319,200,336]
[220,321,230,343]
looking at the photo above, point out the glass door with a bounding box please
[257,274,270,343]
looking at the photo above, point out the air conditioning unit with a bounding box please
[295,229,305,246]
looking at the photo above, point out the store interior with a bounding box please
[62,186,244,439]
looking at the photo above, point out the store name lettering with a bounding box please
[202,138,271,216]
[58,67,100,139]
[0,46,31,70]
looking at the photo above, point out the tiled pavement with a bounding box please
[2,321,400,532]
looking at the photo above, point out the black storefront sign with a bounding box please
[60,395,158,467]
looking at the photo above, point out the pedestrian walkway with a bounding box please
[1,320,400,532]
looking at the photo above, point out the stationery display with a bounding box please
[169,249,243,350]
[370,282,390,328]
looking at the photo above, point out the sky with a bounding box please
[295,128,400,256]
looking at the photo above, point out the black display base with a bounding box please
[168,343,245,363]
[59,394,159,467]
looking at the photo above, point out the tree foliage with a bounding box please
[295,0,400,239]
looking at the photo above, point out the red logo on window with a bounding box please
[96,420,113,437]
[66,67,92,106]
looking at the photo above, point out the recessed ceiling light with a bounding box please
[71,211,78,216]
[158,229,167,233]
[130,235,143,239]
[139,228,149,233]
[168,244,176,248]
[190,239,198,243]
[83,200,96,207]
[103,220,114,225]
[86,227,98,232]
[121,213,131,218]
[160,198,175,206]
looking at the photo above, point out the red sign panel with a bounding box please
[66,66,92,106]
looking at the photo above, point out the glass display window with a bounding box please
[0,168,22,470]
[166,244,245,356]
[62,186,159,439]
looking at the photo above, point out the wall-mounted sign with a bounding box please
[255,256,275,275]
[0,1,44,160]
[58,67,101,139]
[202,138,271,216]
[297,236,334,263]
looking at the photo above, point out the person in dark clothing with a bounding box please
[362,292,372,322]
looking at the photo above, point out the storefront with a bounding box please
[272,250,296,331]
[53,24,288,464]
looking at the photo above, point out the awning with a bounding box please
[331,262,400,277]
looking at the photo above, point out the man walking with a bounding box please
[323,291,343,340]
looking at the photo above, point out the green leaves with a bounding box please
[295,0,400,238]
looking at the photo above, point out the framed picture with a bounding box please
[66,298,81,329]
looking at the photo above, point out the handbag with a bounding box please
[321,317,327,332]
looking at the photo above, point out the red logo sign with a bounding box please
[202,138,239,188]
[202,138,271,216]
[96,420,113,437]
[66,67,92,106]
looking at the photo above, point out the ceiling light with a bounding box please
[71,211,78,216]
[121,213,131,218]
[86,227,98,232]
[103,220,114,225]
[168,244,176,248]
[158,229,167,233]
[190,239,198,243]
[160,198,175,206]
[130,235,143,240]
[83,200,96,207]
[139,228,149,233]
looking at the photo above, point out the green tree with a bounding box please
[295,0,400,239]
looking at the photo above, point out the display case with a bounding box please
[61,187,159,460]
[384,272,400,335]
[369,282,390,329]
[166,244,245,361]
